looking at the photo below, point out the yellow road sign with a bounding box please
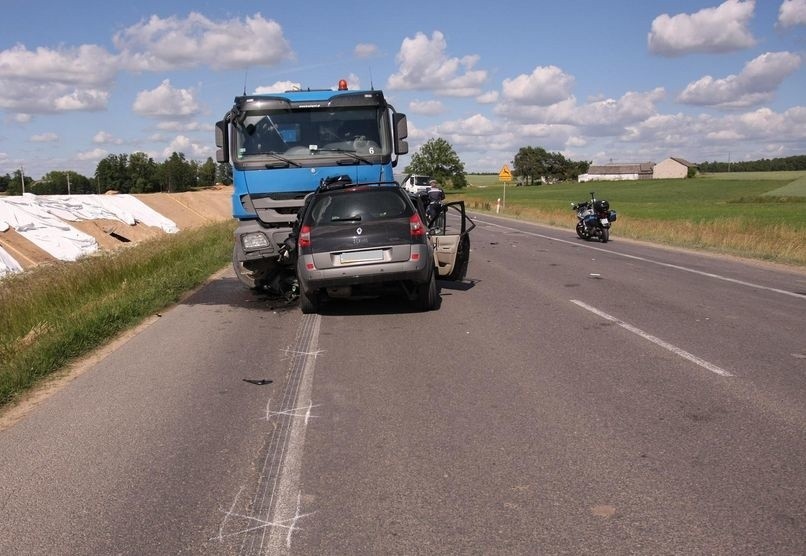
[499,164,512,182]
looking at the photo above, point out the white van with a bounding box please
[401,175,433,194]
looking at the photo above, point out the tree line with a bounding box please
[403,139,591,188]
[6,141,800,196]
[698,155,806,173]
[0,152,232,195]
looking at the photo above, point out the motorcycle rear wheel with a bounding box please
[601,228,610,243]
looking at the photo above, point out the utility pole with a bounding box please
[67,173,71,195]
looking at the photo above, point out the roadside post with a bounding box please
[498,164,512,210]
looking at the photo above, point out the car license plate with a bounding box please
[340,249,383,263]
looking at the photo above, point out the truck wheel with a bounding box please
[299,289,320,314]
[232,246,256,289]
[416,272,438,311]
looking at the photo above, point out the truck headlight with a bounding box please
[241,232,270,250]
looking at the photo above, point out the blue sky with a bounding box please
[1,0,805,178]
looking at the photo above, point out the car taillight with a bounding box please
[299,225,311,248]
[410,214,425,238]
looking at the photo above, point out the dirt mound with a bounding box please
[0,187,232,272]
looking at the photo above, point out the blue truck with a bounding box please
[215,80,410,296]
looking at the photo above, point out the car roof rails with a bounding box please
[318,176,400,193]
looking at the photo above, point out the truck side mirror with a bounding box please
[215,120,229,163]
[393,113,409,155]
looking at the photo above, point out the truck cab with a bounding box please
[215,82,409,293]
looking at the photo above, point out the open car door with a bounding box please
[429,201,475,281]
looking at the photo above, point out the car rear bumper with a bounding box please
[297,254,431,292]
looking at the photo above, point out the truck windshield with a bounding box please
[234,106,390,162]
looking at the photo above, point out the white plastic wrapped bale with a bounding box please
[93,195,178,233]
[21,194,178,233]
[0,244,23,277]
[0,197,98,261]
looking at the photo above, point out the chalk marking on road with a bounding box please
[212,485,308,542]
[264,401,320,424]
[571,299,733,377]
[211,509,313,542]
[280,347,326,359]
[475,217,806,301]
[286,491,310,549]
[262,313,321,553]
[213,486,244,542]
[211,314,321,554]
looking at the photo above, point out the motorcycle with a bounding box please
[571,191,617,243]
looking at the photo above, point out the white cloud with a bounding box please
[387,31,487,96]
[678,51,801,108]
[114,12,293,71]
[133,80,200,118]
[621,106,806,159]
[162,135,212,159]
[778,0,806,27]
[0,43,117,85]
[408,99,445,116]
[497,88,665,134]
[706,129,744,141]
[0,43,117,113]
[565,136,588,148]
[648,0,756,56]
[344,73,361,91]
[54,90,110,112]
[93,131,124,144]
[254,81,302,94]
[476,91,499,104]
[436,114,497,136]
[30,132,58,142]
[501,66,575,106]
[354,43,378,58]
[77,148,108,161]
[156,121,213,132]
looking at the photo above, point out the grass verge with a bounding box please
[0,221,235,407]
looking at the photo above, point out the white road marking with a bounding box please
[264,314,322,553]
[212,314,322,554]
[475,217,806,301]
[571,299,733,377]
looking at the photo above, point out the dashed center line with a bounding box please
[474,216,806,301]
[571,299,733,377]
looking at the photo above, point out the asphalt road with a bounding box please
[1,214,805,555]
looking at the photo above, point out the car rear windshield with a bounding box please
[307,188,413,225]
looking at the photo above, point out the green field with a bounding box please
[456,172,806,266]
